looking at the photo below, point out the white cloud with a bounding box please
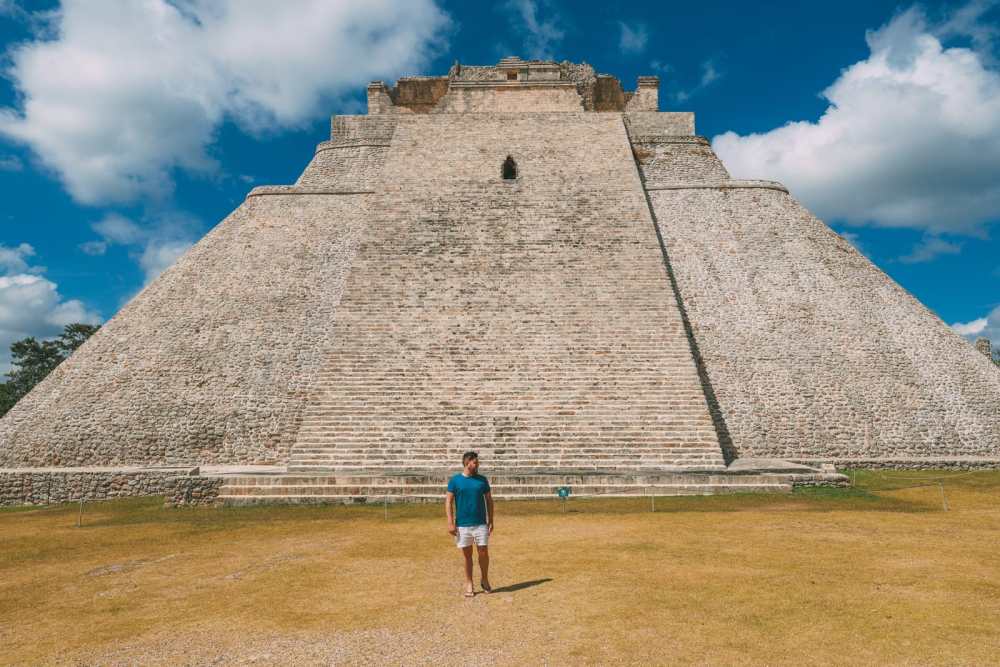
[0,242,35,274]
[712,5,1000,236]
[0,244,101,372]
[504,0,564,60]
[699,59,721,86]
[953,304,1000,344]
[671,59,723,103]
[78,240,107,256]
[618,21,648,55]
[138,239,193,282]
[0,0,451,205]
[897,234,963,263]
[92,213,145,246]
[85,212,199,283]
[952,316,988,336]
[937,0,999,61]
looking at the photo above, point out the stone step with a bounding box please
[220,483,791,497]
[218,483,791,505]
[288,455,722,460]
[285,465,727,474]
[286,455,724,463]
[287,460,723,469]
[221,473,776,485]
[287,457,722,464]
[287,446,722,454]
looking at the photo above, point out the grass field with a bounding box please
[2,470,999,665]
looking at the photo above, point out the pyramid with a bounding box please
[1,58,997,504]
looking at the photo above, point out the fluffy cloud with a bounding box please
[0,244,101,372]
[504,0,564,60]
[953,315,988,336]
[618,21,648,55]
[0,243,37,274]
[713,6,1000,235]
[0,0,450,204]
[897,234,963,263]
[84,212,199,283]
[138,239,194,282]
[952,305,1000,345]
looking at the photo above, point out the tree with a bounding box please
[0,323,99,418]
[994,348,1000,368]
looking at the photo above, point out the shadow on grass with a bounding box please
[490,578,552,594]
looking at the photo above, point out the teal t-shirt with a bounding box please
[447,473,491,527]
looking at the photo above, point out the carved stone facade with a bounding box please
[1,57,998,483]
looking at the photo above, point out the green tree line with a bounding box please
[0,323,99,418]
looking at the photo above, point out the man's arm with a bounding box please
[485,491,494,534]
[445,491,457,535]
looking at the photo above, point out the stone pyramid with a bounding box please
[1,58,998,499]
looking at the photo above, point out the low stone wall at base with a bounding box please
[0,468,224,507]
[167,476,225,507]
[793,459,1000,471]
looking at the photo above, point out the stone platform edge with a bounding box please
[789,457,1000,470]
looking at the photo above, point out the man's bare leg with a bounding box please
[462,545,475,595]
[477,545,491,591]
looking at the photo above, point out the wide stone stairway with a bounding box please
[236,113,740,503]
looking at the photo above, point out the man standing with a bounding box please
[445,451,494,597]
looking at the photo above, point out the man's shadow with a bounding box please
[489,578,552,594]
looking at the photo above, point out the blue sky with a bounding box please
[0,0,998,367]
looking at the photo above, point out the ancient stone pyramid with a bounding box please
[2,57,999,487]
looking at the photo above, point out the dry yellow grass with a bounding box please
[1,471,999,665]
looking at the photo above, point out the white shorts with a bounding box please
[455,524,489,548]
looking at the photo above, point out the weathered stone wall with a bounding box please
[593,75,627,111]
[625,78,659,112]
[389,77,450,113]
[625,112,695,137]
[632,136,729,183]
[287,112,726,471]
[645,184,1000,461]
[329,115,398,142]
[167,475,224,506]
[0,469,191,506]
[297,115,396,189]
[0,192,372,467]
[435,83,585,113]
[297,146,389,189]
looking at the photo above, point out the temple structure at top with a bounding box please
[367,56,661,114]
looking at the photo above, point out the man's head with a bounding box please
[462,451,479,474]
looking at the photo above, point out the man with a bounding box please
[445,451,494,597]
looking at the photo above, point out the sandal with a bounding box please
[464,589,475,598]
[481,581,493,593]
